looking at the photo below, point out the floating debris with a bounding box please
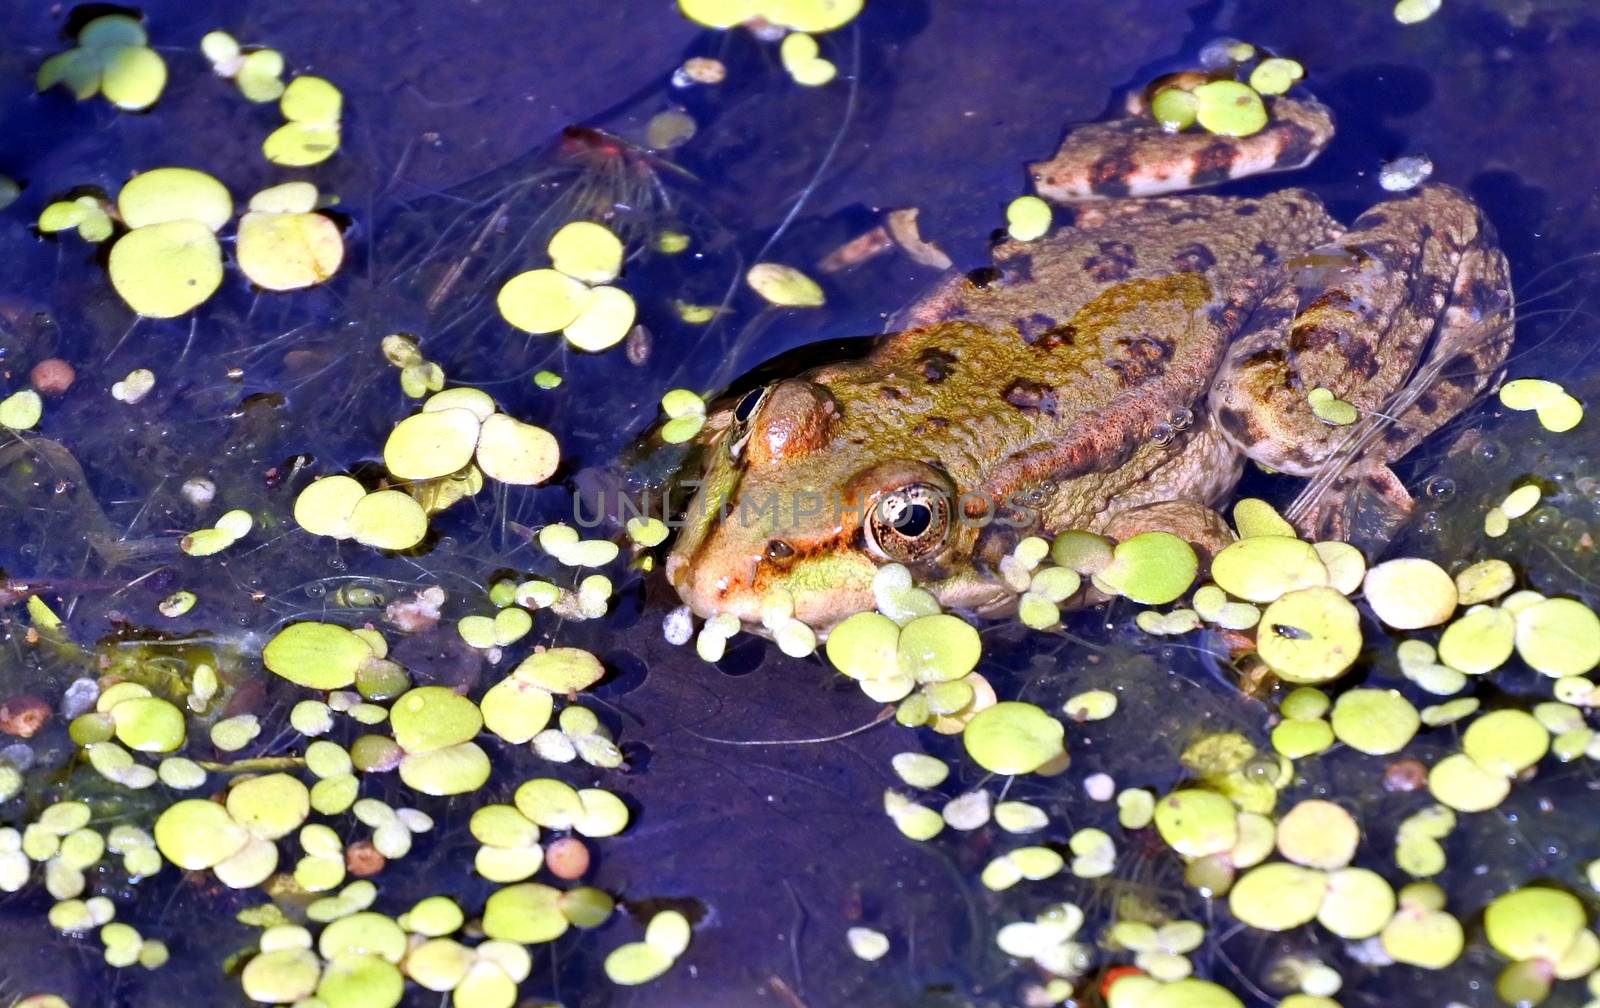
[37,15,167,111]
[746,262,826,307]
[779,32,837,86]
[1394,0,1442,24]
[1379,154,1434,192]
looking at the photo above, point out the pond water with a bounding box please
[2,2,1600,1007]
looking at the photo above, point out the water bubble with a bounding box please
[1474,438,1505,465]
[1243,754,1278,781]
[1423,476,1455,501]
[1,743,34,771]
[61,678,99,718]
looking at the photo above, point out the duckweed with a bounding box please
[779,32,837,86]
[1514,597,1600,677]
[1256,587,1362,684]
[1428,753,1510,812]
[154,799,248,870]
[1154,789,1237,858]
[237,206,344,291]
[1312,544,1363,601]
[1484,886,1587,967]
[1249,57,1305,96]
[347,490,429,550]
[1093,531,1198,604]
[1330,689,1418,755]
[962,702,1064,774]
[1394,0,1442,23]
[678,0,863,32]
[1211,536,1326,602]
[1307,386,1358,425]
[109,220,224,318]
[745,262,825,307]
[38,15,167,111]
[1319,867,1396,940]
[1363,558,1457,629]
[1500,377,1584,432]
[1005,196,1052,242]
[498,269,590,334]
[1151,87,1198,130]
[1437,606,1515,674]
[891,752,948,789]
[397,742,490,796]
[1228,862,1327,930]
[1275,800,1358,870]
[1063,689,1117,721]
[1193,80,1268,137]
[1461,709,1548,777]
[264,622,377,689]
[547,221,624,283]
[263,77,342,167]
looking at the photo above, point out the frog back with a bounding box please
[825,190,1340,515]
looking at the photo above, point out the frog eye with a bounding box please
[727,385,770,459]
[864,483,952,564]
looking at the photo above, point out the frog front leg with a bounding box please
[1207,184,1514,543]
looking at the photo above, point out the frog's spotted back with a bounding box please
[1030,96,1335,201]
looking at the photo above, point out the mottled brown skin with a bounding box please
[667,98,1513,635]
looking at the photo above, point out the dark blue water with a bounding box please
[1,2,1599,1006]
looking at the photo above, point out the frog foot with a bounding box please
[1209,184,1513,549]
[1284,458,1415,550]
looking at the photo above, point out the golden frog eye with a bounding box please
[864,483,952,564]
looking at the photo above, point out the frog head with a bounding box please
[664,376,1010,637]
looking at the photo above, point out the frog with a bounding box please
[664,93,1514,637]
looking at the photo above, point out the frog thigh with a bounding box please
[1209,185,1512,543]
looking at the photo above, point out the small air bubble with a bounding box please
[61,678,99,718]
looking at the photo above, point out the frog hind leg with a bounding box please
[1208,184,1514,545]
[1029,96,1335,201]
